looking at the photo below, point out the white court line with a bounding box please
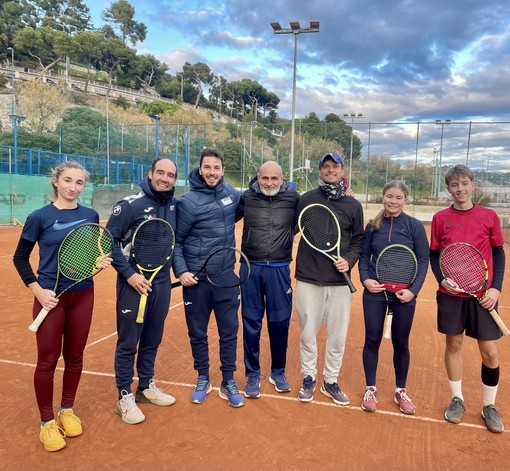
[0,358,500,432]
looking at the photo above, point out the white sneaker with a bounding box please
[136,379,176,406]
[115,390,146,424]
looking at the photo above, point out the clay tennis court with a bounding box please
[1,222,509,471]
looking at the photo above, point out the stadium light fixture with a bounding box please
[270,20,320,186]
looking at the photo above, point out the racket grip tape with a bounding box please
[488,308,510,336]
[136,295,148,324]
[383,313,393,339]
[343,272,357,293]
[28,307,50,333]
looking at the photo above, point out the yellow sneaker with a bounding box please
[57,409,83,437]
[39,420,66,452]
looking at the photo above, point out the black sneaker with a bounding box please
[482,404,504,433]
[445,396,466,424]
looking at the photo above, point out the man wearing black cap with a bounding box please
[294,151,364,405]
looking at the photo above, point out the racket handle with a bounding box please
[28,307,50,333]
[342,272,357,293]
[488,308,510,336]
[383,312,393,339]
[171,281,182,288]
[136,295,148,324]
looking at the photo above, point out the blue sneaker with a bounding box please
[244,376,261,398]
[219,380,245,408]
[298,375,316,402]
[269,373,291,393]
[320,381,350,405]
[190,376,212,404]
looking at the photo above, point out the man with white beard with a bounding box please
[236,161,300,399]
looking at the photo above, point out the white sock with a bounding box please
[482,384,498,407]
[448,379,463,400]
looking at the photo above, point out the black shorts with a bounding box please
[436,291,502,340]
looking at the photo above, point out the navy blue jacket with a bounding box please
[358,212,429,296]
[106,177,177,284]
[173,168,241,278]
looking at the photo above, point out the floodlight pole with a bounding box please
[435,119,451,197]
[149,114,160,158]
[9,114,26,174]
[7,47,14,117]
[271,21,320,186]
[343,113,364,186]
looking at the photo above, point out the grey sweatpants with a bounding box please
[295,280,352,384]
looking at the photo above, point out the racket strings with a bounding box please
[202,248,249,287]
[300,209,339,252]
[134,221,174,269]
[440,245,486,292]
[377,250,416,285]
[59,226,113,280]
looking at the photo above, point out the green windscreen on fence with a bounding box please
[0,174,93,225]
[0,174,188,225]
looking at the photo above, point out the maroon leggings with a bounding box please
[33,287,94,422]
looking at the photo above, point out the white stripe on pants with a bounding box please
[295,280,352,384]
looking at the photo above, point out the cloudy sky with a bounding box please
[87,0,510,125]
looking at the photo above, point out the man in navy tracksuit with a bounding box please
[236,161,300,398]
[106,158,178,425]
[173,148,245,408]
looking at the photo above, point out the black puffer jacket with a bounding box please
[236,177,300,263]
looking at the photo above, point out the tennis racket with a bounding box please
[28,223,113,332]
[439,242,510,336]
[131,218,175,324]
[171,247,250,288]
[375,244,418,339]
[297,203,356,293]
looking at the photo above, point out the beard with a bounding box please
[260,183,282,197]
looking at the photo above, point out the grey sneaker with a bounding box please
[136,379,176,406]
[298,375,316,402]
[115,390,146,424]
[320,382,350,405]
[445,396,466,424]
[482,404,504,433]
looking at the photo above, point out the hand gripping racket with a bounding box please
[375,244,418,339]
[171,247,251,288]
[440,242,510,336]
[28,223,113,332]
[131,218,175,323]
[297,203,357,293]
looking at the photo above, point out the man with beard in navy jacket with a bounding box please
[173,148,245,408]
